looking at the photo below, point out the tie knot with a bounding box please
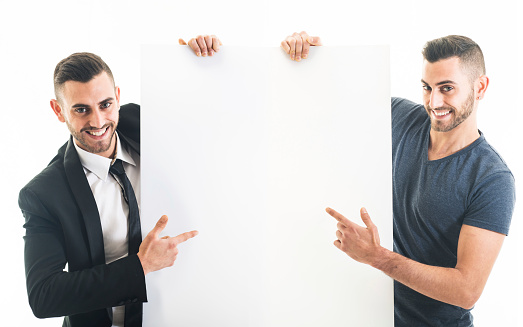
[110,159,125,176]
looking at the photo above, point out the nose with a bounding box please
[429,90,444,109]
[90,108,105,129]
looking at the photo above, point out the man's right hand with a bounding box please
[179,35,222,57]
[137,215,198,275]
[281,31,322,61]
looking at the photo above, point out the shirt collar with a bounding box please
[74,132,136,182]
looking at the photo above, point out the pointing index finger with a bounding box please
[325,207,351,225]
[172,230,199,245]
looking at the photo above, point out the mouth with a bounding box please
[431,109,452,119]
[84,126,110,139]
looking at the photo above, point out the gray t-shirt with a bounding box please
[391,97,515,326]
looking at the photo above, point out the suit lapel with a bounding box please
[63,137,106,266]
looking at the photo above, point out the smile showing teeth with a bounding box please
[86,127,107,136]
[433,110,450,117]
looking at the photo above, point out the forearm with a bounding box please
[372,247,480,309]
[328,208,502,310]
[26,253,147,318]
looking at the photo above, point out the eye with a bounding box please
[75,107,87,114]
[422,85,431,91]
[101,102,111,109]
[441,86,454,92]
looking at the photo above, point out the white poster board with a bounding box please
[141,45,392,326]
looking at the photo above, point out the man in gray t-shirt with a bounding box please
[282,33,515,326]
[390,97,514,326]
[331,36,515,326]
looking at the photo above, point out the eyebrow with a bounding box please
[421,79,457,86]
[71,97,114,108]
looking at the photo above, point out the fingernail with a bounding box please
[291,54,295,60]
[209,50,214,56]
[362,207,367,214]
[202,52,207,57]
[303,54,308,59]
[197,52,201,57]
[296,56,301,61]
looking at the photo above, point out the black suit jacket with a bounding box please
[19,104,147,327]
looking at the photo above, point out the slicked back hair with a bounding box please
[54,52,115,103]
[422,35,486,82]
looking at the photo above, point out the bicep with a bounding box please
[20,188,68,286]
[21,197,70,317]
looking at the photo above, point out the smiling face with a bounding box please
[421,57,478,133]
[51,72,120,158]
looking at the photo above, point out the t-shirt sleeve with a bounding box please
[463,171,516,235]
[391,97,428,155]
[391,97,415,127]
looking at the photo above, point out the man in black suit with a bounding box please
[19,37,221,327]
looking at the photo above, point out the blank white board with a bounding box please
[141,45,392,326]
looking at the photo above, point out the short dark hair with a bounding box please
[422,35,485,80]
[54,52,115,101]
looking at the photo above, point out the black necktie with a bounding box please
[110,159,143,327]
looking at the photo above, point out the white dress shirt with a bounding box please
[74,132,141,327]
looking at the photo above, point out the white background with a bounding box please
[0,0,521,326]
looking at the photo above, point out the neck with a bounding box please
[428,117,480,161]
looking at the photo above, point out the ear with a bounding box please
[475,75,489,100]
[50,99,66,123]
[115,86,121,110]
